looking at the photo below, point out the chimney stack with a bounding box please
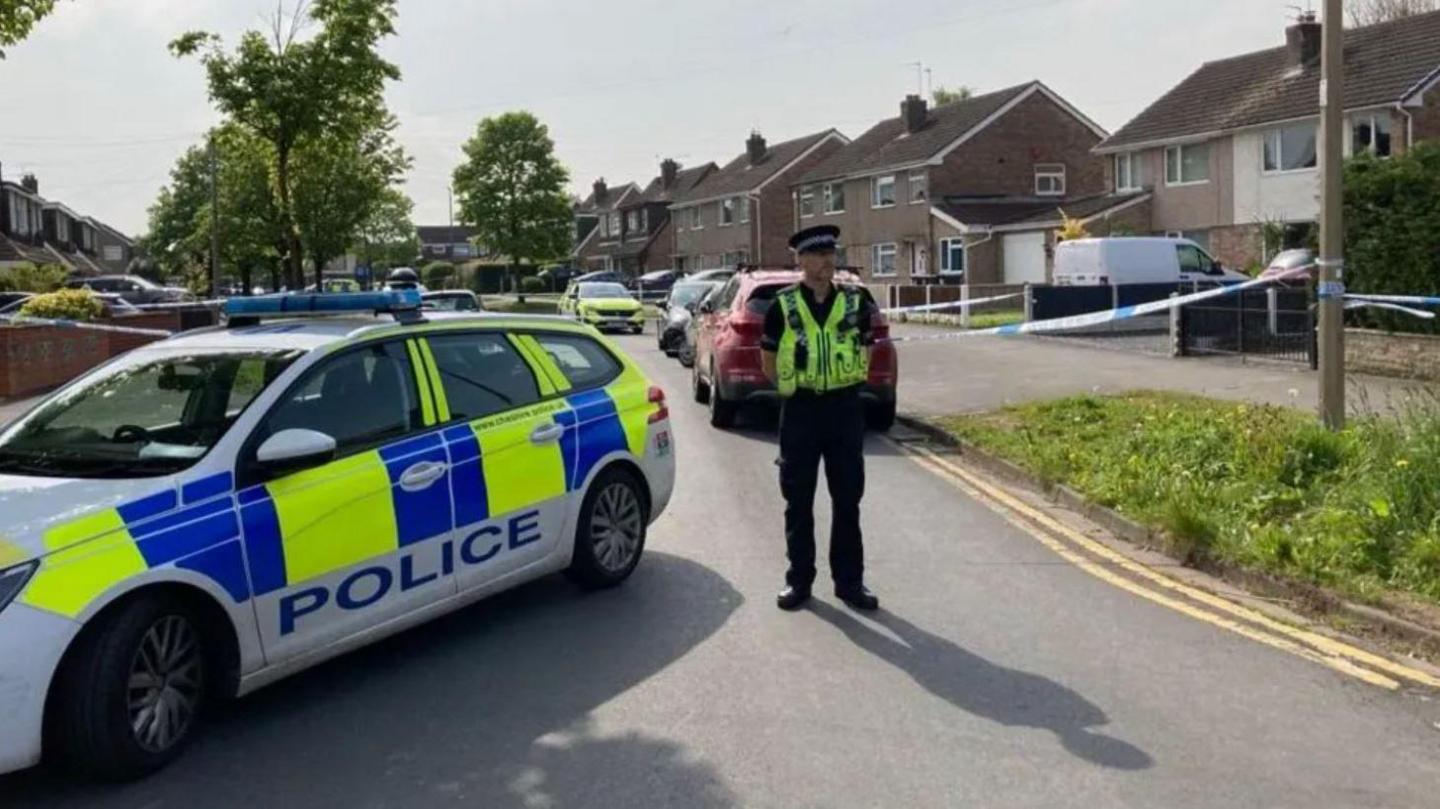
[902,94,929,134]
[661,158,679,188]
[1285,12,1322,70]
[592,178,608,205]
[20,174,38,195]
[746,132,767,165]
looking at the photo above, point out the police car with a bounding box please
[0,290,675,780]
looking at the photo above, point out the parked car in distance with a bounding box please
[0,291,140,318]
[685,269,736,283]
[572,270,627,286]
[1053,238,1248,286]
[422,290,483,311]
[657,280,721,357]
[537,265,584,292]
[637,270,683,300]
[1258,248,1316,285]
[563,282,646,333]
[691,269,897,430]
[66,274,193,305]
[0,292,32,312]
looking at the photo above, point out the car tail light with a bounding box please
[728,313,764,342]
[648,386,669,423]
[870,314,890,342]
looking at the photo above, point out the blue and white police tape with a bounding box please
[880,292,1024,315]
[884,270,1307,344]
[1344,300,1436,320]
[0,313,175,337]
[1343,293,1440,307]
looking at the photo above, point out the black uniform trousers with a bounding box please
[777,386,866,591]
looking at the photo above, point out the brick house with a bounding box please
[0,168,116,275]
[584,159,717,275]
[670,129,848,270]
[416,225,481,263]
[572,179,640,271]
[793,81,1125,286]
[84,217,138,273]
[1094,11,1440,271]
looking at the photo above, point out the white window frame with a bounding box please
[908,170,928,204]
[56,215,71,243]
[1165,143,1211,186]
[1115,152,1142,192]
[1348,113,1393,159]
[719,198,734,226]
[823,181,846,214]
[739,196,750,224]
[1262,122,1318,174]
[799,186,816,218]
[871,242,898,277]
[871,175,896,209]
[939,237,966,275]
[626,209,640,233]
[1034,164,1066,196]
[607,212,620,238]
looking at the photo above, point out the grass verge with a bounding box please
[936,390,1440,607]
[902,309,1025,330]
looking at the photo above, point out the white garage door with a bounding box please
[1002,232,1047,284]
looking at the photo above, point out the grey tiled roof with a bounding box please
[576,182,640,215]
[797,83,1036,184]
[673,130,842,204]
[635,164,716,205]
[1098,11,1440,151]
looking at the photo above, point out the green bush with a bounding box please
[18,289,105,322]
[0,263,68,293]
[520,275,546,294]
[1343,142,1440,334]
[422,261,456,288]
[942,391,1440,604]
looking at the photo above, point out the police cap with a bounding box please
[789,224,840,255]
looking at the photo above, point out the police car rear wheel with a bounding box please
[567,468,647,589]
[51,595,208,780]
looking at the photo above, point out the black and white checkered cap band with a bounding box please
[793,234,838,253]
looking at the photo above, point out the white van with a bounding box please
[1053,237,1249,286]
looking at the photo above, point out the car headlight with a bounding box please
[0,560,38,614]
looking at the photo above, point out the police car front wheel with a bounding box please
[567,467,648,589]
[49,594,210,781]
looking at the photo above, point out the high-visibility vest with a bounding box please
[775,285,869,397]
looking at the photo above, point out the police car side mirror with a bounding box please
[255,429,337,477]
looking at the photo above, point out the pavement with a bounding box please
[891,323,1427,418]
[5,331,1439,807]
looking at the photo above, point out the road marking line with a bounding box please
[896,443,1437,690]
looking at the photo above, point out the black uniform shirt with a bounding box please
[760,283,874,352]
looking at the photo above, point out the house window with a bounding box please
[1115,152,1144,192]
[823,182,845,214]
[1263,122,1318,172]
[1165,143,1211,185]
[835,245,849,266]
[641,209,649,231]
[56,215,71,243]
[871,175,896,208]
[1351,114,1392,158]
[722,249,749,266]
[739,196,750,223]
[871,243,897,277]
[939,237,966,275]
[799,186,816,218]
[691,206,703,230]
[626,210,640,232]
[720,198,735,226]
[909,170,928,204]
[607,212,620,238]
[103,245,123,262]
[1035,164,1066,196]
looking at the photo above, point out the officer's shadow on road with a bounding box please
[810,601,1154,772]
[2,552,744,809]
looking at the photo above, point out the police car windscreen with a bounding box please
[0,350,299,479]
[578,283,631,299]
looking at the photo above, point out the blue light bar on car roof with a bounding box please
[223,290,422,318]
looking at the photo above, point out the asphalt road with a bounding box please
[5,332,1440,807]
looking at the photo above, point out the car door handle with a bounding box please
[399,461,448,491]
[530,423,565,444]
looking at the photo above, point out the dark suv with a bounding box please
[68,275,192,305]
[690,269,898,430]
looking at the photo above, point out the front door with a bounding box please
[237,340,457,665]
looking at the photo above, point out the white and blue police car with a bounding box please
[0,290,675,779]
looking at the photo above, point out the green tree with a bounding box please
[355,187,418,280]
[0,0,59,58]
[1348,0,1439,25]
[1343,142,1440,334]
[932,85,975,106]
[291,116,410,287]
[0,262,66,292]
[171,0,400,289]
[452,111,573,301]
[422,260,456,288]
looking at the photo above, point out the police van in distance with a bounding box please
[0,290,675,779]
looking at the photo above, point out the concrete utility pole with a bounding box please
[208,135,221,300]
[1318,0,1346,429]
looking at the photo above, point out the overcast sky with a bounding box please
[0,0,1301,236]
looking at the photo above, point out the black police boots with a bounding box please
[776,585,812,611]
[835,584,879,612]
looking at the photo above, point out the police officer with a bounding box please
[386,267,421,291]
[761,224,879,612]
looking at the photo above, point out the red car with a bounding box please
[690,268,898,430]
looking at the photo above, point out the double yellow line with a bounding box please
[899,441,1440,692]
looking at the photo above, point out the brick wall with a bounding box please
[1346,329,1440,382]
[1412,85,1440,145]
[0,312,180,398]
[1209,223,1264,271]
[929,91,1107,199]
